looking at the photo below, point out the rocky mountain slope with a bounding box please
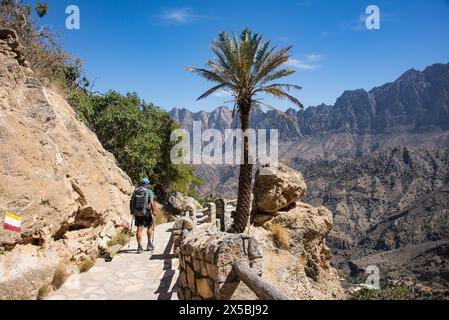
[301,147,449,249]
[0,30,133,299]
[335,184,449,298]
[302,147,449,296]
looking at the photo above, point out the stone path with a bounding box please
[48,223,179,300]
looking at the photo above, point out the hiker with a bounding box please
[130,178,157,253]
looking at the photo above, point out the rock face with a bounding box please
[252,163,307,214]
[0,31,133,299]
[335,185,449,298]
[251,164,344,300]
[0,29,29,68]
[302,147,449,249]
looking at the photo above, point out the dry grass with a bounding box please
[294,257,307,273]
[107,232,129,247]
[51,264,69,290]
[155,204,169,225]
[78,257,96,273]
[37,283,52,300]
[271,225,290,250]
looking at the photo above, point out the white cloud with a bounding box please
[306,54,323,62]
[340,13,368,31]
[159,8,203,24]
[286,54,323,70]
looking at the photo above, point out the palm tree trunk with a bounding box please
[229,106,253,234]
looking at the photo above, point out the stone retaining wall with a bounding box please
[177,224,263,300]
[172,217,195,254]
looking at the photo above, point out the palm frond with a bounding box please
[253,40,271,73]
[250,46,293,87]
[184,67,227,84]
[258,69,296,85]
[197,83,229,101]
[210,46,230,70]
[207,60,238,85]
[253,100,298,124]
[256,87,304,108]
[259,83,303,92]
[214,32,240,80]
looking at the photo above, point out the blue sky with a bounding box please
[40,0,449,112]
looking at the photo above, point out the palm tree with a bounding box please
[186,28,303,233]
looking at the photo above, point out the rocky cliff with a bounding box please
[0,30,133,299]
[248,163,345,300]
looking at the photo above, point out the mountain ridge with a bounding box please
[170,62,449,139]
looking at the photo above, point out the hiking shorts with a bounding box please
[135,215,153,228]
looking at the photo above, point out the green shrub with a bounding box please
[351,286,412,300]
[35,2,48,17]
[69,91,202,195]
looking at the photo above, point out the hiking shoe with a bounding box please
[137,245,144,254]
[147,242,154,251]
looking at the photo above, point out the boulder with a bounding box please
[0,29,29,67]
[257,205,344,299]
[253,163,307,214]
[264,206,334,256]
[166,192,201,214]
[249,162,343,299]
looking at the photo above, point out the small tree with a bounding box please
[35,1,48,17]
[186,28,303,233]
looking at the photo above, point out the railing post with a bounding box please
[215,199,225,232]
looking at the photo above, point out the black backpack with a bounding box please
[131,187,149,217]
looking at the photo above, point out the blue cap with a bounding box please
[140,178,150,186]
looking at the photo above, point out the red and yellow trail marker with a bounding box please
[1,211,22,233]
